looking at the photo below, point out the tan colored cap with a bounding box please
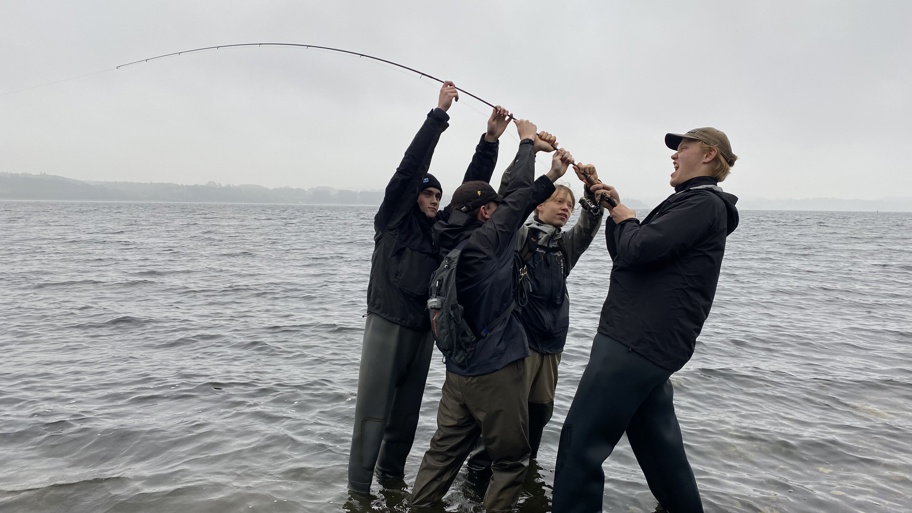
[665,127,736,166]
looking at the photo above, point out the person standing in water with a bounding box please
[465,146,605,477]
[551,128,740,512]
[504,157,604,461]
[347,81,512,494]
[410,120,571,512]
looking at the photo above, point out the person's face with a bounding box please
[535,190,574,228]
[670,138,715,187]
[417,188,441,218]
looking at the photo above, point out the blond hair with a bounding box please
[700,141,737,182]
[533,184,576,221]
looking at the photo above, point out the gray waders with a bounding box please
[348,314,433,493]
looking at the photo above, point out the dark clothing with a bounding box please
[552,334,702,513]
[517,209,602,354]
[348,315,433,491]
[412,139,550,511]
[432,141,556,376]
[494,165,604,354]
[553,174,738,511]
[349,107,500,493]
[597,176,739,371]
[367,109,499,332]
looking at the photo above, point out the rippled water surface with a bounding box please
[1,202,910,512]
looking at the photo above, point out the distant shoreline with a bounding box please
[2,172,910,212]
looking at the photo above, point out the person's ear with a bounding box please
[703,147,718,163]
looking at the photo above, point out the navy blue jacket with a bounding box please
[433,140,556,376]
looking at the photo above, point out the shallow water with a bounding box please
[1,202,910,512]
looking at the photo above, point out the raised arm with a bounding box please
[462,106,512,183]
[563,163,605,269]
[374,82,457,231]
[497,131,558,196]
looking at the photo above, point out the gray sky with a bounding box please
[2,0,910,204]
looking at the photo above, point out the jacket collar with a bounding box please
[527,218,562,245]
[674,175,719,193]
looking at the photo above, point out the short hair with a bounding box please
[700,141,737,182]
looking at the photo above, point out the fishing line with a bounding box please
[1,68,114,97]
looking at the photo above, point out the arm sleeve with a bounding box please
[611,193,721,268]
[563,195,604,270]
[464,140,543,269]
[462,134,499,184]
[374,108,449,231]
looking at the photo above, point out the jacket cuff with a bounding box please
[429,108,450,123]
[478,133,500,147]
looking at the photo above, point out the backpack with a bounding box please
[427,240,515,368]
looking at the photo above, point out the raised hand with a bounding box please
[485,106,513,142]
[514,119,538,142]
[546,148,573,182]
[572,163,600,186]
[534,131,558,153]
[590,181,622,209]
[438,81,459,112]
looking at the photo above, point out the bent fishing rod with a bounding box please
[119,42,619,207]
[116,43,500,111]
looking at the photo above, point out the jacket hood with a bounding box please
[677,176,739,235]
[715,189,739,235]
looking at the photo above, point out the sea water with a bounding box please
[1,201,910,512]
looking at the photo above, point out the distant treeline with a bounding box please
[2,172,910,211]
[0,172,384,205]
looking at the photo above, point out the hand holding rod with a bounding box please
[574,166,618,209]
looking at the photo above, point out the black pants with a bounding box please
[552,334,703,512]
[347,314,433,493]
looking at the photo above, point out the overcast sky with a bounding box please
[2,1,910,204]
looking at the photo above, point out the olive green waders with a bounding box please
[411,359,530,512]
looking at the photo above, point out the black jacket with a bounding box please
[597,176,740,371]
[495,163,603,354]
[433,139,556,376]
[366,108,499,331]
[516,205,602,354]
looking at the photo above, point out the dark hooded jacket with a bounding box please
[515,207,601,354]
[597,175,740,371]
[495,166,604,354]
[366,108,499,331]
[433,139,557,376]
